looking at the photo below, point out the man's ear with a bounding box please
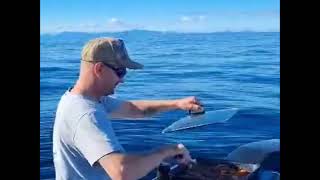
[93,62,105,78]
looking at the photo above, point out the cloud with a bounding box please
[107,18,124,26]
[198,15,206,21]
[43,18,144,33]
[41,12,278,34]
[179,15,207,23]
[171,15,209,32]
[180,16,192,22]
[52,24,104,33]
[105,17,143,32]
[109,18,119,23]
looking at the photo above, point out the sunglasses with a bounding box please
[81,59,127,78]
[102,62,127,79]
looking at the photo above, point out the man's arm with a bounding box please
[110,96,203,119]
[98,144,191,180]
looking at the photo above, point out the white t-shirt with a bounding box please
[53,89,125,180]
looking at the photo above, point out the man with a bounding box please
[53,37,204,180]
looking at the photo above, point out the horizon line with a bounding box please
[41,29,280,35]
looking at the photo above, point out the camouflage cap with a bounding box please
[81,37,143,69]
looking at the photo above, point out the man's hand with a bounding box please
[173,144,194,165]
[161,143,194,165]
[98,143,194,180]
[175,96,204,112]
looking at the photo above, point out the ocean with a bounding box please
[40,30,280,179]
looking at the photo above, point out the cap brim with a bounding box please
[122,58,144,69]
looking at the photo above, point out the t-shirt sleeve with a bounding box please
[73,111,124,166]
[100,96,126,113]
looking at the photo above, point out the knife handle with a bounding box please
[189,106,205,115]
[174,154,183,159]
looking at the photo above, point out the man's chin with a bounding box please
[105,89,115,96]
[104,92,112,96]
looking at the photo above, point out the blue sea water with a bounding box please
[40,30,280,179]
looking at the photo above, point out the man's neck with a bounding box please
[70,81,101,102]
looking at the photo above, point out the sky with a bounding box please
[40,0,280,34]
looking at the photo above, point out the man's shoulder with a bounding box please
[54,96,104,142]
[55,92,103,126]
[100,95,127,112]
[60,92,99,109]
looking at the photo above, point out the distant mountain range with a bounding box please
[40,29,279,37]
